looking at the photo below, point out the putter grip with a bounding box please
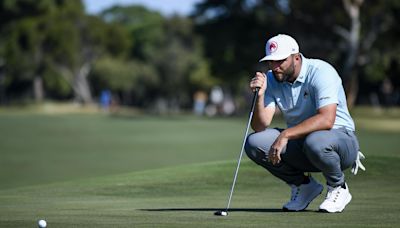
[249,87,260,115]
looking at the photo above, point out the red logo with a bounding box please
[269,41,278,53]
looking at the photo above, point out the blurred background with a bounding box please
[0,0,399,115]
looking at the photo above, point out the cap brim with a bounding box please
[259,54,291,62]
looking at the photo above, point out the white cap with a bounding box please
[259,34,299,62]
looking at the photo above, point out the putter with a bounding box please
[215,87,259,217]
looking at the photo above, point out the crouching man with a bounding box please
[245,34,364,212]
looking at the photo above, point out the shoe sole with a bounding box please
[283,185,324,212]
[319,193,352,213]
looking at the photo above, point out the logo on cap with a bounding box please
[269,41,278,53]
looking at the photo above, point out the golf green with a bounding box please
[0,112,399,227]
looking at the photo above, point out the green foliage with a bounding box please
[358,1,400,87]
[189,57,217,90]
[98,7,217,107]
[102,22,132,58]
[100,5,165,60]
[364,51,391,83]
[42,66,72,97]
[193,0,275,89]
[0,3,56,98]
[0,0,131,102]
[0,0,55,23]
[193,0,400,101]
[91,56,158,94]
[2,0,398,107]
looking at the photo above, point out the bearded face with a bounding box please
[269,55,297,83]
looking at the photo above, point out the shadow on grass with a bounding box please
[140,208,314,213]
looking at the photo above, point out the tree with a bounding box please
[44,1,121,104]
[0,0,55,102]
[192,0,293,94]
[192,0,400,107]
[288,0,400,106]
[0,0,131,104]
[152,16,217,108]
[90,57,158,106]
[99,5,216,109]
[357,0,400,106]
[100,5,165,61]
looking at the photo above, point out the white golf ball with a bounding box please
[220,211,228,216]
[38,219,47,228]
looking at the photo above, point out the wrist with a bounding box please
[257,95,264,105]
[281,129,291,139]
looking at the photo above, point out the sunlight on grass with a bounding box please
[356,118,400,132]
[0,105,399,227]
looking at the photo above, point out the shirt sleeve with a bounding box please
[264,72,276,108]
[313,64,341,109]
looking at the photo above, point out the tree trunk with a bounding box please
[33,76,44,102]
[335,0,364,108]
[344,72,358,108]
[73,62,93,104]
[57,62,93,105]
[0,60,5,104]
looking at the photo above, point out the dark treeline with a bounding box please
[0,0,399,112]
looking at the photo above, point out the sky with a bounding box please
[83,0,203,16]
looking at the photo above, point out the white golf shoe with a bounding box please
[319,183,352,213]
[283,176,323,211]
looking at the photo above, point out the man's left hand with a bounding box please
[268,133,289,165]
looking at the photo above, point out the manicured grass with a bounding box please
[0,110,399,227]
[0,113,264,190]
[0,158,399,227]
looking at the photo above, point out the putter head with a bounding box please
[214,210,228,216]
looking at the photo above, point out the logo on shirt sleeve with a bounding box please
[319,96,330,100]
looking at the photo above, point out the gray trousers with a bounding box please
[244,128,359,187]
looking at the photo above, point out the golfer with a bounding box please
[245,34,365,213]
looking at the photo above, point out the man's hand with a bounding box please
[268,132,289,165]
[250,72,267,96]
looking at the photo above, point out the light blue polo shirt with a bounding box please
[264,55,355,131]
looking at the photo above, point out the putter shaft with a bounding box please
[224,88,259,212]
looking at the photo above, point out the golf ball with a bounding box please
[214,210,228,216]
[38,219,47,228]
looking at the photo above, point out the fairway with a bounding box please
[0,112,400,227]
[0,113,253,190]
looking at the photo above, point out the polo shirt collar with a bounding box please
[295,54,308,83]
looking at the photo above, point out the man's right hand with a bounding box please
[250,72,267,96]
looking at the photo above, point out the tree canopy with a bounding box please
[0,0,398,109]
[192,0,400,107]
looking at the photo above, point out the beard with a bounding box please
[272,58,296,83]
[272,72,290,83]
